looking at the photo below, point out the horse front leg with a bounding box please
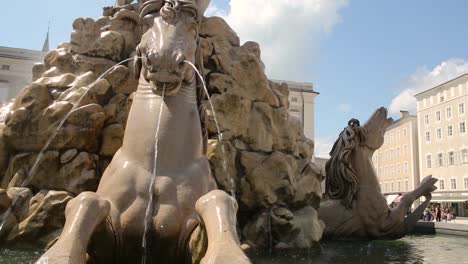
[195,190,251,264]
[35,192,111,264]
[378,175,437,238]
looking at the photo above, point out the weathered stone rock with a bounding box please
[73,54,116,77]
[104,93,133,126]
[100,124,124,156]
[57,85,98,107]
[60,149,79,164]
[239,151,298,209]
[56,152,99,195]
[2,152,60,192]
[36,73,77,88]
[0,189,11,212]
[208,93,251,139]
[8,190,73,248]
[269,80,289,108]
[71,17,125,61]
[32,63,47,81]
[44,48,76,75]
[6,187,33,223]
[206,140,237,192]
[109,9,142,58]
[200,17,240,47]
[292,163,322,209]
[245,102,273,152]
[0,124,10,176]
[104,65,129,89]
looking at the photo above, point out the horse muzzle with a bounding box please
[144,70,183,96]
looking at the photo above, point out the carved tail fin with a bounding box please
[404,193,432,233]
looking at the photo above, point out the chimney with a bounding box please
[400,110,410,119]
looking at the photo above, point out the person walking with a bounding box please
[436,206,442,222]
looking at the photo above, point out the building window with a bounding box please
[448,151,455,166]
[396,147,400,157]
[426,155,432,168]
[403,145,408,156]
[439,179,445,190]
[447,125,453,136]
[405,180,409,191]
[390,149,394,159]
[460,103,465,115]
[391,182,394,192]
[404,162,408,176]
[436,111,441,122]
[451,178,457,190]
[460,122,466,134]
[425,131,430,142]
[436,128,442,140]
[397,164,401,175]
[438,153,443,167]
[440,96,445,103]
[462,149,468,164]
[396,132,400,141]
[403,128,407,137]
[397,181,401,192]
[1,65,10,71]
[291,97,298,102]
[385,182,388,192]
[464,178,468,189]
[424,115,429,125]
[446,107,452,119]
[390,165,394,177]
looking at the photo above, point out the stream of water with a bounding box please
[183,60,236,200]
[141,84,166,264]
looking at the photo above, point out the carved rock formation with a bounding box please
[0,3,323,250]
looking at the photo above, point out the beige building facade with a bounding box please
[0,46,46,104]
[271,80,319,159]
[415,73,468,217]
[373,111,420,197]
[272,80,318,140]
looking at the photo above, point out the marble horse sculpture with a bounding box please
[37,0,250,263]
[319,107,437,240]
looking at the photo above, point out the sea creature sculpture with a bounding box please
[319,107,437,239]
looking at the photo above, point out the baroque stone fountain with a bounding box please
[0,0,437,263]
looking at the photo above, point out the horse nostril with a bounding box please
[176,54,185,67]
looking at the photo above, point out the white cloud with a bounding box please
[209,0,349,81]
[337,103,352,113]
[389,59,468,115]
[315,136,336,158]
[205,4,227,17]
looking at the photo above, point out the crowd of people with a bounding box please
[421,205,456,222]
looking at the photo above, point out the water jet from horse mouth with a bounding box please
[183,60,237,200]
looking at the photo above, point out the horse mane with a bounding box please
[325,119,365,209]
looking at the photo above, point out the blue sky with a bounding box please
[1,0,468,156]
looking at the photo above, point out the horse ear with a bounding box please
[196,0,210,18]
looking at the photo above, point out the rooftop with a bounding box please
[270,79,319,94]
[0,46,46,62]
[414,73,468,99]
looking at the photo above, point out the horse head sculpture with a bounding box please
[135,0,209,95]
[36,0,251,263]
[320,107,437,239]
